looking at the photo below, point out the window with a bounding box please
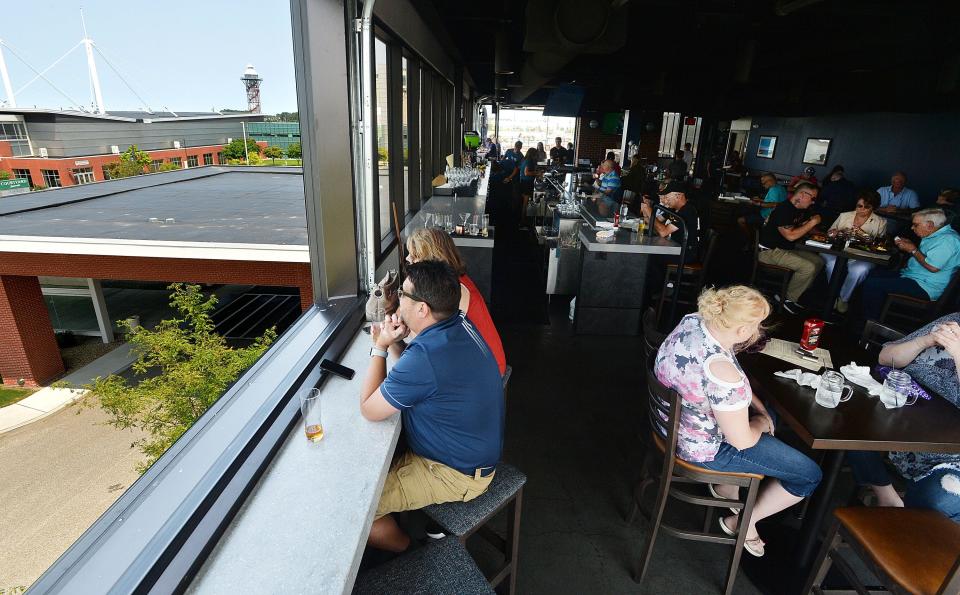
[203,153,213,165]
[73,167,95,185]
[150,159,163,172]
[658,112,681,157]
[101,165,112,180]
[374,37,392,241]
[217,152,224,164]
[40,169,62,188]
[0,121,32,156]
[170,157,182,168]
[187,155,199,168]
[401,56,410,218]
[13,168,31,181]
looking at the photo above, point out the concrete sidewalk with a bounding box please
[0,343,137,435]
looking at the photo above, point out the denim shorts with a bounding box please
[699,433,822,497]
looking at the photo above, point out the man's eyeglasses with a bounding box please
[797,191,817,200]
[397,288,432,309]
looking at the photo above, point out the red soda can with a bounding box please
[800,318,825,351]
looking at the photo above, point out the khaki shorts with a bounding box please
[375,451,494,519]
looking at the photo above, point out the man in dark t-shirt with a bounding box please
[758,182,823,313]
[641,180,700,253]
[549,136,566,164]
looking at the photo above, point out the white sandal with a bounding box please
[708,484,740,515]
[718,516,765,558]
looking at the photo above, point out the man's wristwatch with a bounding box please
[369,347,388,358]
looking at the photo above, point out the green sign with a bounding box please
[0,178,29,190]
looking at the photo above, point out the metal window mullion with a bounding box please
[420,69,433,200]
[407,55,421,213]
[387,41,404,223]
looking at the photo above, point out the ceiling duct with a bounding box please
[511,0,628,103]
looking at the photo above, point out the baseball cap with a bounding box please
[658,180,687,196]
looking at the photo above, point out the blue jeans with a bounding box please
[846,451,960,522]
[700,433,823,497]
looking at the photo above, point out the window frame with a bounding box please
[41,169,62,188]
[12,168,31,181]
[203,153,213,166]
[72,167,95,185]
[187,154,199,168]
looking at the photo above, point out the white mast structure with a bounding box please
[81,9,106,114]
[0,41,15,107]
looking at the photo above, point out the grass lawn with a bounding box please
[259,158,302,166]
[0,386,34,408]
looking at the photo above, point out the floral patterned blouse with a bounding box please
[655,314,752,462]
[885,312,960,481]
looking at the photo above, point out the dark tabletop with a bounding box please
[794,238,894,267]
[740,320,960,454]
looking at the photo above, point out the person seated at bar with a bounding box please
[620,154,646,209]
[656,286,822,557]
[406,228,506,375]
[817,165,858,227]
[596,151,622,178]
[361,261,504,552]
[788,166,819,192]
[820,189,887,313]
[845,312,960,522]
[519,147,540,225]
[641,180,700,255]
[549,137,565,164]
[593,159,622,216]
[757,182,823,314]
[877,171,920,213]
[737,172,787,239]
[861,208,960,323]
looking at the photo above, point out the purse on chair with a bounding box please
[365,270,399,322]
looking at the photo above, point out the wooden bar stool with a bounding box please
[628,359,763,595]
[803,507,960,595]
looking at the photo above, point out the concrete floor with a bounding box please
[0,405,145,590]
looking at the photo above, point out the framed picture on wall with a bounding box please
[802,138,832,166]
[756,135,777,159]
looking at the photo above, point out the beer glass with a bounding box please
[299,388,324,442]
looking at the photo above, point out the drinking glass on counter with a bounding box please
[481,214,490,237]
[880,369,917,408]
[815,371,853,408]
[298,388,324,442]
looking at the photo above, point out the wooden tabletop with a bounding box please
[794,240,893,267]
[740,321,960,454]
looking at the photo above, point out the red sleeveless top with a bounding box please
[460,274,506,375]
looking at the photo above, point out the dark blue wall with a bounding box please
[742,111,960,205]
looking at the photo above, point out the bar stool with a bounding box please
[423,463,526,594]
[628,360,763,595]
[353,536,494,595]
[656,229,719,326]
[803,507,960,595]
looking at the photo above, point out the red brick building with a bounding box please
[0,109,266,189]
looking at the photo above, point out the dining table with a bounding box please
[795,238,898,317]
[738,317,960,590]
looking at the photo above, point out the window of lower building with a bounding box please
[170,157,182,168]
[12,168,31,181]
[217,152,225,164]
[203,153,213,165]
[72,167,95,185]
[41,169,62,188]
[150,159,163,172]
[187,155,199,168]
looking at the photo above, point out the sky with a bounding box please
[1,0,299,114]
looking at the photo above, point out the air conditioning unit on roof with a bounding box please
[173,141,181,149]
[110,145,120,154]
[38,147,48,158]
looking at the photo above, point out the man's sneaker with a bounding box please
[782,300,806,315]
[425,520,446,540]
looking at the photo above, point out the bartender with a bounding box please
[593,159,622,216]
[641,180,700,256]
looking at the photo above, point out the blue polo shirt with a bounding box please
[877,185,920,210]
[902,224,960,299]
[760,184,787,218]
[380,313,504,475]
[598,170,622,202]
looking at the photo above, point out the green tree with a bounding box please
[158,161,180,172]
[222,138,261,162]
[82,284,276,472]
[263,146,284,164]
[0,170,11,180]
[105,144,151,179]
[285,142,301,160]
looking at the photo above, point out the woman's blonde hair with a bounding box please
[406,228,467,275]
[698,285,770,346]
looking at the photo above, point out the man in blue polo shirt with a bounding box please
[861,208,960,323]
[360,261,504,552]
[594,159,622,215]
[877,171,920,212]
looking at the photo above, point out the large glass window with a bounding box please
[72,167,95,185]
[375,38,391,240]
[658,111,682,157]
[0,121,32,156]
[203,153,213,165]
[13,168,31,181]
[187,155,199,168]
[41,169,62,188]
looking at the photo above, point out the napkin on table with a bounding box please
[839,363,884,396]
[774,369,822,389]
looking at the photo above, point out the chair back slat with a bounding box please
[642,307,666,357]
[646,356,683,463]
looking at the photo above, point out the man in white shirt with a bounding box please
[877,171,920,212]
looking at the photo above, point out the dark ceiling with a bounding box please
[426,0,960,117]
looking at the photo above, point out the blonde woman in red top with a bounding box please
[405,227,507,375]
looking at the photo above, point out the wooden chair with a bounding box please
[750,229,793,312]
[803,507,960,595]
[642,306,666,359]
[628,357,763,595]
[656,229,720,327]
[880,269,960,333]
[859,320,905,354]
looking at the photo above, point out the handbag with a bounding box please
[365,269,399,322]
